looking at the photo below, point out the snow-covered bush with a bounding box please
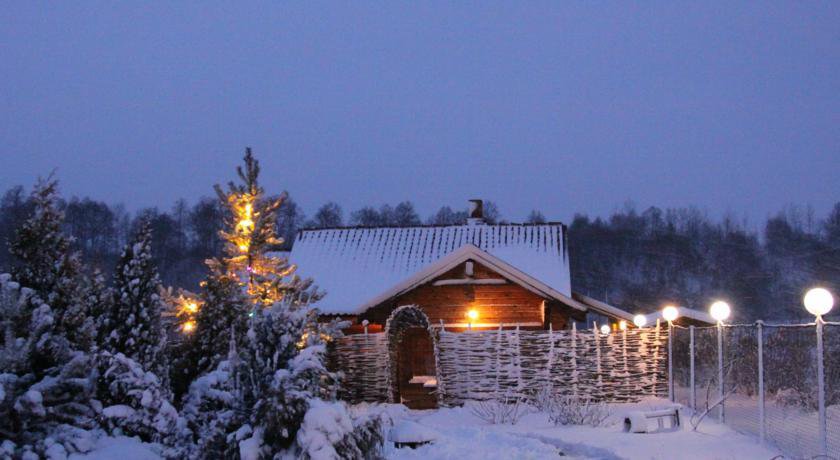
[181,359,244,459]
[293,399,385,460]
[96,351,187,448]
[469,393,527,425]
[547,394,610,427]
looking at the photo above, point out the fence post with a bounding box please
[594,322,603,395]
[717,321,725,423]
[571,322,579,397]
[689,325,695,410]
[816,317,827,456]
[668,321,674,402]
[756,320,765,445]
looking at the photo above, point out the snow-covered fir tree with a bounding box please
[9,178,95,354]
[102,221,168,385]
[188,263,250,378]
[0,273,99,455]
[0,179,187,458]
[86,270,113,349]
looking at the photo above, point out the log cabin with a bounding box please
[289,200,647,408]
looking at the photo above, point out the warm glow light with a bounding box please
[238,243,249,252]
[662,305,680,322]
[600,324,611,335]
[709,301,731,322]
[182,321,195,333]
[237,219,254,233]
[619,320,627,331]
[467,309,479,321]
[185,302,198,313]
[804,287,834,317]
[633,314,647,328]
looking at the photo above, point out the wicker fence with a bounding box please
[331,322,668,406]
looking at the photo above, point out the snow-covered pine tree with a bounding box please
[103,221,168,386]
[9,178,94,355]
[96,351,188,448]
[86,270,113,350]
[188,263,250,377]
[0,273,99,455]
[242,301,335,452]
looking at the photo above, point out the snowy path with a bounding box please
[380,399,781,460]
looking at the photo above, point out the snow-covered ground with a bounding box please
[65,398,780,460]
[377,398,780,460]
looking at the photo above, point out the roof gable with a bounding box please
[358,244,587,313]
[289,223,571,315]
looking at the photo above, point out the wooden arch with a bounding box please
[384,305,436,405]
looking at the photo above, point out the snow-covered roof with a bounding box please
[571,292,635,322]
[358,243,586,313]
[289,223,571,315]
[643,307,715,325]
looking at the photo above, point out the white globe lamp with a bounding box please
[709,301,731,323]
[633,314,647,328]
[662,305,680,323]
[600,324,611,335]
[804,288,833,317]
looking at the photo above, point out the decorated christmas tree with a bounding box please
[182,148,319,376]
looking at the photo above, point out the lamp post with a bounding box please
[662,305,680,402]
[710,300,731,422]
[804,287,833,456]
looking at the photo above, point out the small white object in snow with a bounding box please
[389,421,438,444]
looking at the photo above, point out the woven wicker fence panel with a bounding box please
[332,333,389,403]
[436,324,668,405]
[333,324,667,405]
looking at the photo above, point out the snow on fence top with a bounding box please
[290,223,571,315]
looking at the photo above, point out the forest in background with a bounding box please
[0,183,837,321]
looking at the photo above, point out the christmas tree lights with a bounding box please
[181,147,317,333]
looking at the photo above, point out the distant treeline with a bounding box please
[0,184,837,320]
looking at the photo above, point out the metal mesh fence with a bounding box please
[763,324,820,459]
[671,326,693,409]
[671,321,837,459]
[693,327,720,418]
[824,323,840,459]
[722,325,759,440]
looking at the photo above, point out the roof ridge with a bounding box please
[298,221,566,233]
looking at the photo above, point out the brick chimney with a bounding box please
[467,199,484,225]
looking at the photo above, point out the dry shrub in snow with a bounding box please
[529,385,555,413]
[546,394,609,427]
[469,393,526,425]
